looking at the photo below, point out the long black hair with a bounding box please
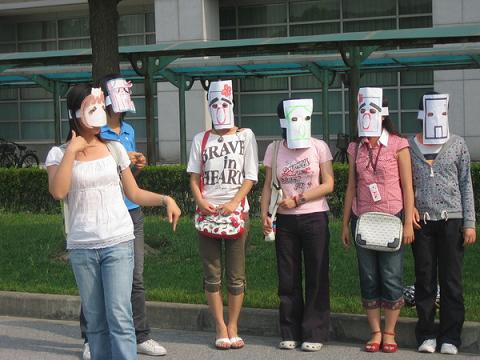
[381,96,399,136]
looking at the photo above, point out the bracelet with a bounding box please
[161,195,167,207]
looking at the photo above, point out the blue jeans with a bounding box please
[69,241,136,360]
[351,214,404,310]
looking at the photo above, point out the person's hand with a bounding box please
[128,152,146,170]
[164,196,181,231]
[403,222,415,245]
[67,130,91,154]
[262,214,273,236]
[464,228,476,246]
[341,224,351,249]
[217,200,238,216]
[197,198,216,215]
[413,207,422,230]
[278,197,296,209]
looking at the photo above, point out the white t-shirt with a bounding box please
[45,142,134,250]
[187,128,259,212]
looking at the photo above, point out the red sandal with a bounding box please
[382,332,398,353]
[365,331,382,352]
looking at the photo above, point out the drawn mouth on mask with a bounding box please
[361,113,372,129]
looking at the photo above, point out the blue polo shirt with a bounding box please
[100,121,139,211]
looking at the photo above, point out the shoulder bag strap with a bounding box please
[271,140,281,190]
[199,130,211,194]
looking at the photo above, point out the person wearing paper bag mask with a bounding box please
[341,87,415,353]
[75,75,167,359]
[187,80,259,350]
[260,99,334,352]
[409,92,476,355]
[45,84,181,360]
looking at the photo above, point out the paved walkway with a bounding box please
[0,316,478,360]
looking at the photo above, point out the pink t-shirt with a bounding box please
[347,133,409,216]
[263,138,333,215]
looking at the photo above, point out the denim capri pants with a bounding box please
[350,213,405,310]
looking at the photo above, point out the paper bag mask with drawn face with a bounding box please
[283,99,313,149]
[74,87,107,128]
[357,87,389,137]
[422,94,449,145]
[105,78,136,114]
[208,80,234,130]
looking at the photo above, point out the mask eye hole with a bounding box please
[291,117,298,122]
[222,102,228,108]
[212,103,218,109]
[442,112,447,116]
[89,106,97,114]
[305,116,311,121]
[428,112,434,117]
[360,108,366,114]
[369,108,376,114]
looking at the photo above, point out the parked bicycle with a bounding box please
[332,133,350,163]
[0,138,39,168]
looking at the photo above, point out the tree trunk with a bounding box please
[88,0,121,83]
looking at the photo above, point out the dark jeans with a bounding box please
[275,212,330,343]
[412,219,465,348]
[81,207,150,344]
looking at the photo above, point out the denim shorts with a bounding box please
[351,213,405,310]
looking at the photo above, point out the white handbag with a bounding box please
[265,140,283,242]
[355,211,402,252]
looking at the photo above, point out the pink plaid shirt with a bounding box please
[347,130,409,216]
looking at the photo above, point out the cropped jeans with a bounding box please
[69,240,136,360]
[351,213,405,310]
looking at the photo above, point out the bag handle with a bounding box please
[271,140,281,191]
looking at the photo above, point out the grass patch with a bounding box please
[0,212,479,321]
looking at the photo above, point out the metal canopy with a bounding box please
[1,24,480,164]
[2,45,480,84]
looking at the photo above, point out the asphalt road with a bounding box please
[0,316,478,359]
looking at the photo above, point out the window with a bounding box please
[219,0,433,138]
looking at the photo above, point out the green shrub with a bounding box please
[1,164,479,221]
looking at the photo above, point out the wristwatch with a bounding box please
[297,193,307,206]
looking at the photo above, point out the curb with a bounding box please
[0,291,478,354]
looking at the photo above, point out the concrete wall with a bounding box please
[154,0,219,163]
[433,0,480,160]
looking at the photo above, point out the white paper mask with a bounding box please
[106,78,136,113]
[357,87,384,137]
[76,88,107,128]
[422,94,449,145]
[283,99,313,149]
[207,80,234,129]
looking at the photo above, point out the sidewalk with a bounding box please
[0,291,478,354]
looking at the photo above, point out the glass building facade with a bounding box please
[0,11,156,143]
[219,0,433,140]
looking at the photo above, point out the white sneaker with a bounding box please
[301,342,323,352]
[137,339,167,356]
[418,338,437,353]
[440,343,458,355]
[82,343,91,360]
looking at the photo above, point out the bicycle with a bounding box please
[332,133,350,164]
[0,138,39,168]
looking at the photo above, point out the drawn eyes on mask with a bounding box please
[291,115,310,122]
[211,102,229,110]
[360,108,377,114]
[88,105,105,115]
[427,112,448,117]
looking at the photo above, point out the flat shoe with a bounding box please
[279,340,299,350]
[215,337,231,350]
[229,336,245,349]
[301,342,323,352]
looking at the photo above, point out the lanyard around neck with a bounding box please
[366,143,383,174]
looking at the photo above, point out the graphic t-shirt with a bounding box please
[263,138,333,215]
[187,128,259,212]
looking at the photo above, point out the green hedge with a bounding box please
[1,163,479,221]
